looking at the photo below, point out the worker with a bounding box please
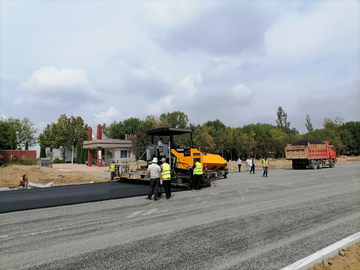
[262,156,269,177]
[109,162,116,180]
[160,158,171,199]
[246,158,251,171]
[146,157,162,200]
[18,173,28,189]
[237,158,242,172]
[157,137,164,157]
[250,157,256,174]
[192,158,203,191]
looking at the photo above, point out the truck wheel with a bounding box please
[329,159,335,168]
[316,160,322,169]
[310,161,316,170]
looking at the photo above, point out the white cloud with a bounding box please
[20,66,91,91]
[146,95,175,115]
[232,84,253,96]
[93,107,123,125]
[178,73,203,97]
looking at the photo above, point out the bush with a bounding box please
[53,158,64,164]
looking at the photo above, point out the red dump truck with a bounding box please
[284,140,337,169]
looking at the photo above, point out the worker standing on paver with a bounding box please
[109,162,116,180]
[262,156,269,177]
[193,159,203,191]
[146,157,162,200]
[18,173,28,189]
[160,158,172,199]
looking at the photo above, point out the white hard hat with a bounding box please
[161,158,166,162]
[152,157,158,163]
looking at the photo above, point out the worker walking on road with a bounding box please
[109,162,116,180]
[146,157,162,200]
[249,157,256,174]
[262,156,269,177]
[237,158,242,172]
[18,173,28,189]
[193,159,203,191]
[161,158,172,199]
[246,158,251,171]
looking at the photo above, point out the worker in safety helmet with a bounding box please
[109,162,116,180]
[192,158,203,191]
[160,158,171,199]
[18,173,28,189]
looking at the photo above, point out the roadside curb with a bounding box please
[281,232,360,270]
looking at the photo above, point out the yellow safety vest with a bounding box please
[161,163,171,179]
[262,159,269,167]
[110,165,115,172]
[193,162,203,175]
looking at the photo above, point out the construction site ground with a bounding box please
[1,156,359,189]
[1,156,359,269]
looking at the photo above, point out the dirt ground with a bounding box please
[0,156,359,268]
[307,241,360,270]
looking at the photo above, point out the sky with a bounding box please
[0,0,359,136]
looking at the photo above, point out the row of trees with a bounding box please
[103,109,360,160]
[1,108,359,162]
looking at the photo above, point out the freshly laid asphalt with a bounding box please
[0,182,184,213]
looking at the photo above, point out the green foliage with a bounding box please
[131,117,158,159]
[0,117,37,150]
[193,124,215,153]
[305,114,314,133]
[159,111,188,128]
[103,117,142,139]
[38,114,88,154]
[53,158,65,164]
[275,106,291,130]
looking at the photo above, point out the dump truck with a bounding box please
[284,140,337,169]
[118,127,228,188]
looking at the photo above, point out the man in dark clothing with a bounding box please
[249,157,256,174]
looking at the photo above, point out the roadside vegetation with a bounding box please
[1,107,359,164]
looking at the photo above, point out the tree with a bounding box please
[305,114,314,133]
[131,116,159,159]
[0,120,12,149]
[232,127,243,158]
[159,111,189,128]
[240,131,256,158]
[104,117,142,139]
[193,124,215,153]
[323,116,344,130]
[38,115,88,159]
[275,106,291,130]
[1,117,37,150]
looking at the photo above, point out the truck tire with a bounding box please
[310,161,316,170]
[316,160,323,169]
[329,159,335,168]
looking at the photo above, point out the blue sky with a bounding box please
[1,0,359,135]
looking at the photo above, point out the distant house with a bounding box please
[83,125,136,166]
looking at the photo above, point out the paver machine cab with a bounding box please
[146,127,228,187]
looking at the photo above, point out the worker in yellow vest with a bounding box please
[109,162,116,180]
[262,156,269,177]
[192,158,203,191]
[18,173,28,189]
[161,158,172,199]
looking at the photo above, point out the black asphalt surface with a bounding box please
[0,182,183,213]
